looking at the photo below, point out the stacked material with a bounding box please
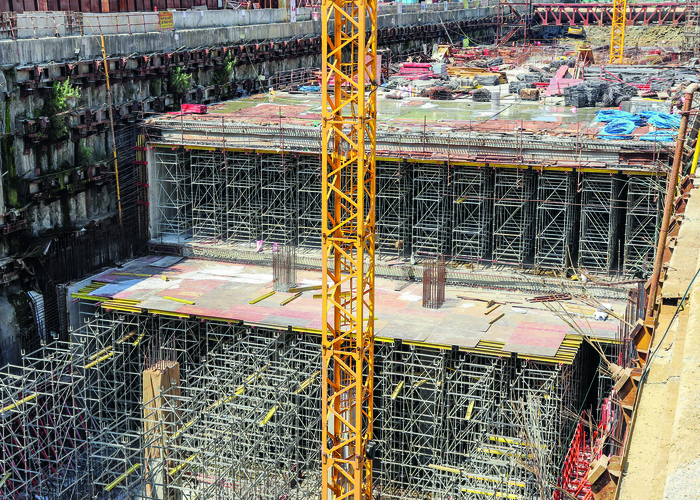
[601,82,639,107]
[425,87,455,100]
[475,73,501,86]
[431,63,447,75]
[563,80,609,107]
[509,81,533,94]
[472,88,491,102]
[394,63,436,81]
[520,88,540,101]
[521,73,545,84]
[487,56,504,67]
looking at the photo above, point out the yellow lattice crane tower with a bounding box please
[610,0,628,63]
[320,0,377,496]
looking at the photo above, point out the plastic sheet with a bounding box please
[639,111,682,129]
[639,131,677,142]
[595,110,641,124]
[598,119,636,139]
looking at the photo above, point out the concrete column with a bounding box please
[143,361,181,500]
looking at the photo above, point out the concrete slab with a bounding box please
[88,257,623,363]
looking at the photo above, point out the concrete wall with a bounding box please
[5,1,497,41]
[0,4,497,66]
[0,2,496,244]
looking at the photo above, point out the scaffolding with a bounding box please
[148,149,662,278]
[0,309,595,500]
[191,150,225,242]
[226,152,262,244]
[492,168,537,265]
[579,173,622,273]
[451,165,493,262]
[155,148,191,241]
[376,160,411,256]
[297,155,323,249]
[412,162,449,256]
[623,175,664,277]
[535,170,578,271]
[260,154,297,244]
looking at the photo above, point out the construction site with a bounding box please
[1,0,700,499]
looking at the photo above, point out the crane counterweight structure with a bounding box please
[320,0,378,497]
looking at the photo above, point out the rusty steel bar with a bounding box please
[645,83,698,319]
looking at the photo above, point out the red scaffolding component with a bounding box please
[556,418,594,500]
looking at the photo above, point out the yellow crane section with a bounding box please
[320,0,378,496]
[610,0,627,63]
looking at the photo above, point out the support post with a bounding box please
[645,83,698,319]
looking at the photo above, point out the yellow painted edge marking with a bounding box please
[163,296,195,305]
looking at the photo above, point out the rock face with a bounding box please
[0,295,20,367]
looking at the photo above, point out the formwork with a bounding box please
[0,308,596,500]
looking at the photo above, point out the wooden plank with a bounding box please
[135,0,143,12]
[37,0,48,10]
[23,0,35,11]
[0,0,12,11]
[69,0,79,10]
[109,0,117,12]
[12,0,25,13]
[59,0,69,9]
[127,0,134,11]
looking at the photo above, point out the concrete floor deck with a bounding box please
[75,256,621,364]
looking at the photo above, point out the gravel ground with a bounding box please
[584,25,685,47]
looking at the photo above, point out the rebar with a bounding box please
[423,256,446,308]
[273,245,297,292]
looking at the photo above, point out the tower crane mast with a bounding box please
[610,0,627,63]
[320,0,378,497]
